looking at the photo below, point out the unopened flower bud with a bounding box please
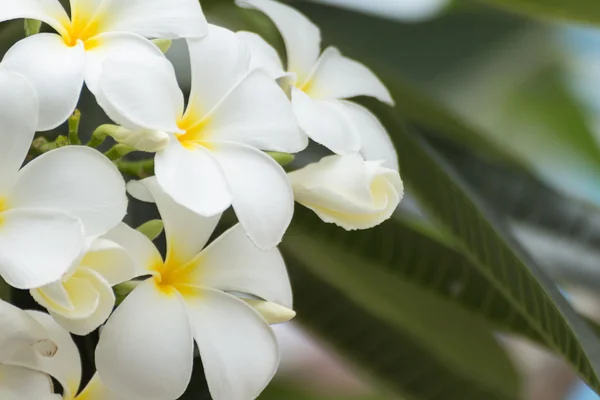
[110,127,170,152]
[244,299,296,325]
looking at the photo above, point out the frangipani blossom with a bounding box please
[31,223,145,336]
[97,25,306,249]
[0,0,207,130]
[237,0,396,158]
[0,299,118,400]
[289,154,403,230]
[0,68,127,289]
[96,177,294,400]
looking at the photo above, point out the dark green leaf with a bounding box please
[373,107,600,392]
[136,219,164,241]
[473,0,600,26]
[282,232,521,400]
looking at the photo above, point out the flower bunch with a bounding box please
[0,0,403,399]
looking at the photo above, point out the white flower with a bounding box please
[96,25,307,249]
[0,299,117,400]
[289,154,404,230]
[237,0,397,162]
[95,177,294,400]
[31,223,147,336]
[110,126,170,152]
[307,0,450,22]
[0,0,207,130]
[0,68,127,290]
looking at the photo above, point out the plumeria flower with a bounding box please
[95,177,294,400]
[0,299,118,400]
[237,0,396,159]
[0,68,127,290]
[31,223,147,336]
[96,25,306,249]
[1,0,207,130]
[289,154,403,230]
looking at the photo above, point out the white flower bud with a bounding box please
[289,154,404,230]
[110,127,170,152]
[244,299,296,325]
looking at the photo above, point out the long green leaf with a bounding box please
[373,107,600,392]
[282,234,521,400]
[473,0,600,25]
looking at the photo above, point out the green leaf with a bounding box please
[136,219,164,241]
[373,107,600,392]
[282,231,521,400]
[0,277,11,302]
[473,0,600,26]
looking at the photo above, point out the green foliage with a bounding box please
[473,0,600,25]
[136,219,164,241]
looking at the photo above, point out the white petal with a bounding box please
[11,146,127,236]
[185,25,251,121]
[194,224,293,307]
[84,32,165,95]
[96,280,193,400]
[0,69,38,192]
[76,373,120,400]
[90,0,207,38]
[97,53,183,133]
[128,178,222,267]
[203,70,307,152]
[340,101,398,170]
[185,288,279,400]
[80,238,138,285]
[0,209,84,289]
[237,0,321,84]
[31,281,75,317]
[0,0,70,38]
[0,299,55,362]
[155,139,232,217]
[305,47,394,105]
[291,88,360,155]
[50,268,115,335]
[6,311,82,399]
[289,154,404,230]
[101,223,163,274]
[212,143,294,250]
[0,364,54,400]
[2,34,85,131]
[69,0,102,28]
[236,31,285,80]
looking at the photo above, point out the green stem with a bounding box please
[87,124,118,148]
[105,144,134,161]
[115,158,155,178]
[266,151,295,166]
[68,110,81,145]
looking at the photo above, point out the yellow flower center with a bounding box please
[151,254,201,299]
[0,198,7,226]
[175,108,214,151]
[59,5,105,49]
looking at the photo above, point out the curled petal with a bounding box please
[2,34,85,131]
[100,223,163,275]
[0,0,70,38]
[237,31,285,80]
[81,238,138,286]
[237,0,321,84]
[96,280,194,400]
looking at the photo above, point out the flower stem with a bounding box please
[114,158,155,178]
[104,144,133,161]
[87,124,118,148]
[68,109,81,145]
[266,151,295,166]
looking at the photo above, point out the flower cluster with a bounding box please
[0,0,403,399]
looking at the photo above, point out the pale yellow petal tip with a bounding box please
[35,339,58,358]
[245,299,296,324]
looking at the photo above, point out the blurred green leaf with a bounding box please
[473,0,600,25]
[0,277,11,302]
[373,107,600,393]
[260,380,384,400]
[136,219,164,241]
[283,231,521,400]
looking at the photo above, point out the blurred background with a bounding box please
[5,0,600,399]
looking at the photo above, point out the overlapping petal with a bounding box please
[203,70,306,152]
[0,69,38,192]
[0,0,70,38]
[97,54,183,133]
[291,88,360,155]
[211,143,294,250]
[237,31,285,80]
[101,223,163,273]
[188,224,293,307]
[154,140,232,219]
[80,237,138,286]
[2,34,86,131]
[305,47,394,105]
[185,288,279,400]
[128,178,221,266]
[10,146,127,236]
[0,209,84,289]
[0,365,54,400]
[96,281,194,400]
[237,0,321,84]
[340,101,398,170]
